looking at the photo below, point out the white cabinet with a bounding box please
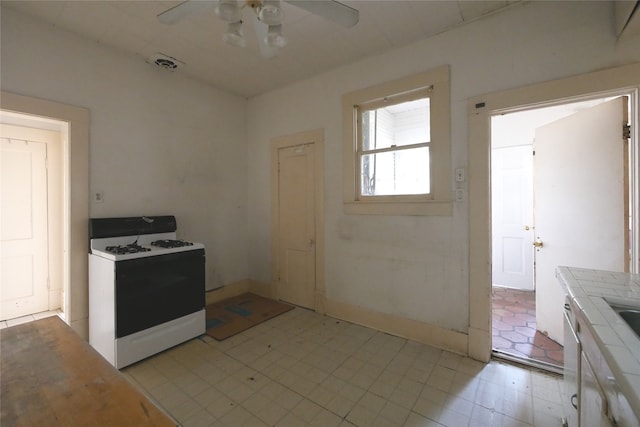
[563,307,580,427]
[557,267,640,427]
[580,352,613,427]
[563,299,622,427]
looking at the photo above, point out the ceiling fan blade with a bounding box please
[157,0,212,25]
[250,14,279,59]
[286,0,359,28]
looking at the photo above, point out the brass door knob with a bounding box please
[533,238,544,248]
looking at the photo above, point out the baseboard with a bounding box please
[467,326,491,362]
[209,283,470,357]
[70,317,89,341]
[325,297,468,356]
[205,280,250,305]
[205,279,272,305]
[248,280,274,298]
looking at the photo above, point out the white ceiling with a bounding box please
[2,0,522,98]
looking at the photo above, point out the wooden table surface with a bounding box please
[1,316,177,426]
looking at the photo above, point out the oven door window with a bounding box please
[115,249,204,338]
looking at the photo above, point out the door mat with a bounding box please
[205,293,294,341]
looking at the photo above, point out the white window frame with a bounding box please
[357,92,431,198]
[342,65,452,215]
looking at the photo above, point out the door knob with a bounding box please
[533,238,544,248]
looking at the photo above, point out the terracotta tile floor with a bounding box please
[492,286,564,367]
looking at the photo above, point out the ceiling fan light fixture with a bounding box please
[258,0,284,25]
[266,24,287,48]
[215,0,242,22]
[223,21,246,47]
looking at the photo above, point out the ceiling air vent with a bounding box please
[147,53,184,71]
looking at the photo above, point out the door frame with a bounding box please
[468,63,640,362]
[1,92,89,338]
[1,126,57,319]
[270,129,326,312]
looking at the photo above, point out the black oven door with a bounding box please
[115,249,205,338]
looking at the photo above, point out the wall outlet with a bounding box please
[455,168,465,182]
[94,191,104,203]
[455,189,465,202]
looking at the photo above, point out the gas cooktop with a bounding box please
[105,243,151,255]
[89,216,205,261]
[151,239,194,249]
[95,238,202,259]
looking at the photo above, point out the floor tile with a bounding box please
[107,306,563,427]
[6,315,36,327]
[324,394,355,418]
[309,408,343,427]
[256,400,288,426]
[276,412,307,427]
[403,412,443,427]
[492,286,564,367]
[379,400,411,425]
[32,310,61,320]
[183,409,217,427]
[346,403,378,426]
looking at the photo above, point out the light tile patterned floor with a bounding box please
[123,308,564,426]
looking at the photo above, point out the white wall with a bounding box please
[2,1,639,353]
[247,1,640,338]
[1,8,249,291]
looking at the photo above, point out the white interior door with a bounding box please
[1,137,49,320]
[277,144,316,309]
[492,145,534,290]
[534,97,628,344]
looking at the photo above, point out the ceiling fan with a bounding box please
[157,0,359,59]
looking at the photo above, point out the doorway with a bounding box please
[490,95,633,370]
[1,119,65,324]
[468,63,640,364]
[270,129,325,312]
[0,91,90,338]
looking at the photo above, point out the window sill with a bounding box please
[343,199,453,216]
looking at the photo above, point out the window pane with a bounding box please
[361,98,430,151]
[360,147,430,196]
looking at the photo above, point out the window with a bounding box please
[342,65,451,215]
[359,97,431,196]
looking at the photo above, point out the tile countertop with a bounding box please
[556,266,640,421]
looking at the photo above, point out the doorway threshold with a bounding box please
[492,349,563,375]
[1,309,63,329]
